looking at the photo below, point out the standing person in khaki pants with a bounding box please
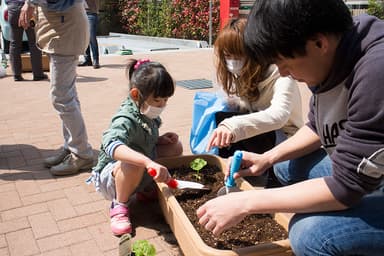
[19,0,94,175]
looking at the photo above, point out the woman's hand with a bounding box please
[206,125,234,151]
[158,132,179,145]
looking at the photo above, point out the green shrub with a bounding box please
[118,0,220,42]
[367,0,384,19]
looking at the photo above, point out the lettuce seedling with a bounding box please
[132,240,156,256]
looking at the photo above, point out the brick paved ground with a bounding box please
[0,49,215,256]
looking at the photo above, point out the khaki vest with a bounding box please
[36,3,89,56]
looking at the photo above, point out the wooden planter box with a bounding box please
[156,154,293,256]
[21,53,50,72]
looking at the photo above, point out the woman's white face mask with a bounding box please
[140,102,165,119]
[225,58,245,76]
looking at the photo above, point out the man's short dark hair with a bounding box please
[244,0,353,65]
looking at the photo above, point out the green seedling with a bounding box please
[189,158,207,180]
[132,239,156,256]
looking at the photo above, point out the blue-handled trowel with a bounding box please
[217,150,243,196]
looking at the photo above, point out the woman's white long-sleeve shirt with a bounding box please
[220,65,304,143]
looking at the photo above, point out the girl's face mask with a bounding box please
[140,102,165,119]
[225,58,245,76]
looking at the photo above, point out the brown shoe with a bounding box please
[50,153,94,176]
[44,148,70,168]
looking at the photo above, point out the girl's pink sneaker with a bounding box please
[110,204,132,236]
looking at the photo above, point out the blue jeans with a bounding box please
[274,149,384,255]
[84,12,99,63]
[274,148,331,185]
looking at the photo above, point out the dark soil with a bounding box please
[169,164,288,250]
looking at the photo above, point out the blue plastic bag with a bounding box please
[190,91,230,154]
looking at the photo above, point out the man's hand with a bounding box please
[19,2,35,29]
[197,191,249,235]
[224,151,272,180]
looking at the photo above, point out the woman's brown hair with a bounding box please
[214,18,268,102]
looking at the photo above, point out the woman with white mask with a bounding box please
[207,18,304,185]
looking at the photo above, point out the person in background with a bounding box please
[19,0,94,175]
[197,0,384,255]
[207,18,303,159]
[87,59,183,236]
[6,0,47,81]
[78,0,100,69]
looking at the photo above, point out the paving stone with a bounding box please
[0,217,30,235]
[15,179,41,197]
[0,234,7,248]
[0,247,9,256]
[0,183,16,193]
[47,198,77,221]
[0,191,22,211]
[39,247,72,256]
[1,202,48,221]
[70,240,104,256]
[57,212,106,232]
[64,186,93,206]
[87,223,120,252]
[21,190,66,206]
[29,212,60,239]
[37,229,92,252]
[6,228,39,256]
[74,200,108,216]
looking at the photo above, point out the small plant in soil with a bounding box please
[169,163,288,250]
[189,157,207,180]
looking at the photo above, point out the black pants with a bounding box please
[215,111,281,187]
[214,111,276,158]
[8,2,44,77]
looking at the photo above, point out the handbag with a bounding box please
[190,91,230,154]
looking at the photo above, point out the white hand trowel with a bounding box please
[217,150,243,196]
[147,168,210,191]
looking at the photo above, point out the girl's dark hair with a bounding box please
[126,59,175,108]
[214,18,268,102]
[244,0,353,65]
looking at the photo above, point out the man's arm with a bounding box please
[197,177,347,235]
[235,125,321,178]
[265,124,321,165]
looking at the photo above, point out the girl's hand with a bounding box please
[158,132,179,145]
[146,162,170,183]
[224,151,272,180]
[206,126,234,151]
